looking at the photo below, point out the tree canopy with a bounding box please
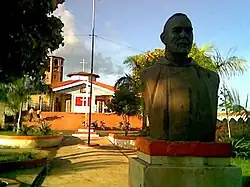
[123,43,248,89]
[107,84,141,123]
[2,0,64,83]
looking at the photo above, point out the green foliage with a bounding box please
[108,85,141,123]
[0,120,55,136]
[219,84,249,138]
[0,77,31,112]
[18,124,37,136]
[231,158,250,187]
[219,84,235,114]
[212,48,248,79]
[2,0,64,83]
[0,151,37,163]
[39,120,53,135]
[123,44,248,90]
[0,75,51,109]
[188,43,217,71]
[231,138,250,159]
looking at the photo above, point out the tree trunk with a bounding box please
[17,102,23,133]
[142,105,147,130]
[226,111,231,139]
[125,127,128,136]
[0,102,5,129]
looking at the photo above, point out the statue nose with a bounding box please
[180,30,188,37]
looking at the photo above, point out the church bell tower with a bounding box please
[45,56,64,86]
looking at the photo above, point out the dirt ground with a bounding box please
[0,137,136,187]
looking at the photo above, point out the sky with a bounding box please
[53,0,250,107]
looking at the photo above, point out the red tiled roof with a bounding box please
[51,79,114,91]
[51,80,81,89]
[91,81,115,91]
[67,72,100,78]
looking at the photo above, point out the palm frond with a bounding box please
[213,47,248,79]
[114,74,133,89]
[200,43,214,54]
[245,94,249,109]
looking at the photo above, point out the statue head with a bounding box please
[160,13,193,56]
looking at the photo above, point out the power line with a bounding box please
[95,35,145,53]
[64,34,90,37]
[63,34,145,53]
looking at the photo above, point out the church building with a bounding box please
[29,56,115,113]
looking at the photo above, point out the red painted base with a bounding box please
[136,137,232,157]
[77,143,100,149]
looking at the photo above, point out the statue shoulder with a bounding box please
[140,63,162,77]
[195,64,220,82]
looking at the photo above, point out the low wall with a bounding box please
[108,133,137,150]
[0,134,63,148]
[36,112,142,130]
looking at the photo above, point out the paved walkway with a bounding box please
[1,137,136,187]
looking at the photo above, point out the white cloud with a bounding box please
[53,5,79,47]
[52,4,137,84]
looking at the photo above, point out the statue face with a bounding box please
[163,15,193,55]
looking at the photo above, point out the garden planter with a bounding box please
[0,149,48,172]
[0,133,63,148]
[108,133,137,150]
[0,157,47,172]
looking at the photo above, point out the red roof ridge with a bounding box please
[51,80,82,89]
[51,79,114,91]
[67,71,100,78]
[91,80,115,91]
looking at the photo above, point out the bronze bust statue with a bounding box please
[140,13,220,142]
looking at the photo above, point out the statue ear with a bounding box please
[160,32,167,45]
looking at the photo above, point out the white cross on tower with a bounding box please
[80,59,87,72]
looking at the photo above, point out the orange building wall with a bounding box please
[29,94,52,108]
[41,112,142,130]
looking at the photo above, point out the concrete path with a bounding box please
[1,137,136,187]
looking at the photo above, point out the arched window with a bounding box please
[53,59,59,71]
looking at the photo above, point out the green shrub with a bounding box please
[0,120,56,136]
[231,137,250,159]
[39,120,53,135]
[18,124,37,135]
[0,151,37,163]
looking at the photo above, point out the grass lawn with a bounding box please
[232,158,250,187]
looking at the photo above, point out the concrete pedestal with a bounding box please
[129,137,242,187]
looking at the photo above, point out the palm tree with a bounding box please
[114,74,134,90]
[211,47,248,79]
[114,74,145,128]
[219,84,249,138]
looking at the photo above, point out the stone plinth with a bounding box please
[129,137,242,187]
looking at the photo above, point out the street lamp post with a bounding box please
[87,0,96,145]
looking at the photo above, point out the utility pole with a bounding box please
[88,0,96,145]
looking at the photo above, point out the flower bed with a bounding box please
[108,133,138,150]
[0,149,48,172]
[0,133,63,148]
